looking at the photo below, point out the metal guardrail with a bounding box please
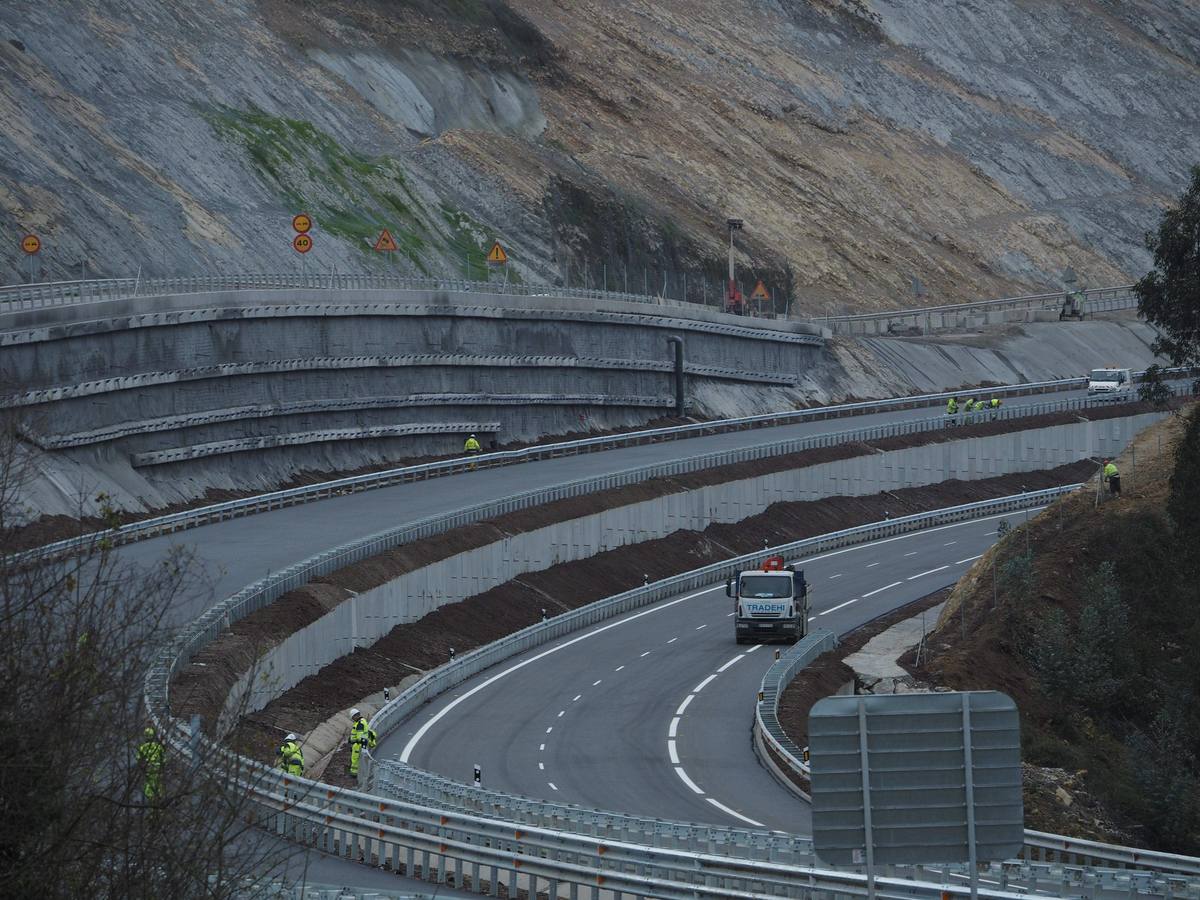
[143,487,1200,900]
[18,368,1167,563]
[752,497,1200,881]
[0,272,701,313]
[815,285,1138,335]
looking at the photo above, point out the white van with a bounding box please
[1087,367,1133,397]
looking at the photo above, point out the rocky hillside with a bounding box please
[1,1,1197,311]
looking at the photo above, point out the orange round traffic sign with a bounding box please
[21,234,40,254]
[292,213,312,234]
[293,233,313,254]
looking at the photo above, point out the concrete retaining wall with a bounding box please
[221,412,1161,726]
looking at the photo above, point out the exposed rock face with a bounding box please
[0,1,1196,311]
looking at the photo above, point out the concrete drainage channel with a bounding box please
[142,489,1200,897]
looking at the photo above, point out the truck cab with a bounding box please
[727,555,809,644]
[1087,367,1132,397]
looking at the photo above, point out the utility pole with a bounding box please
[726,218,744,314]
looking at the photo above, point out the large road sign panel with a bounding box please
[810,691,1023,866]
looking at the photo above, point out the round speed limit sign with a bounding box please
[292,233,313,254]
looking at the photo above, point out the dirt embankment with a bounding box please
[767,406,1200,851]
[201,462,1096,782]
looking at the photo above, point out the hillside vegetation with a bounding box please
[915,405,1200,852]
[2,1,1198,309]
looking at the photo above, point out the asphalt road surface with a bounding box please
[383,508,1038,834]
[117,391,1086,626]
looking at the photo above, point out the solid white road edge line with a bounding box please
[399,583,722,761]
[956,554,983,564]
[706,797,766,828]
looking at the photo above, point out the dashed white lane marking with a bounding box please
[829,573,843,579]
[725,611,735,616]
[666,637,678,644]
[668,716,680,738]
[944,541,958,546]
[862,580,902,598]
[695,623,708,630]
[693,673,718,693]
[399,582,723,762]
[572,694,582,702]
[640,651,651,657]
[547,782,558,791]
[706,797,765,828]
[866,562,880,568]
[545,726,553,734]
[956,554,983,564]
[539,743,545,751]
[676,694,695,716]
[668,739,680,764]
[820,598,858,616]
[592,679,602,686]
[673,766,704,794]
[903,551,918,557]
[538,762,544,770]
[614,665,625,672]
[985,530,999,536]
[557,710,565,717]
[908,565,950,580]
[716,654,744,673]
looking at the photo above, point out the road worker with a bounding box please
[1103,459,1121,497]
[464,433,482,470]
[946,396,959,424]
[348,709,377,777]
[277,733,304,776]
[137,726,165,802]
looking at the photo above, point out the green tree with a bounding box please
[1070,562,1134,710]
[1135,165,1200,369]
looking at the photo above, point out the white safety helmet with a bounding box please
[349,708,360,719]
[285,733,297,742]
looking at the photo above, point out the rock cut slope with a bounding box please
[0,1,1197,310]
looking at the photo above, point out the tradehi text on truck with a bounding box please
[727,555,810,644]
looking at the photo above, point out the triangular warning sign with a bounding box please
[751,279,770,300]
[374,229,398,252]
[486,241,508,264]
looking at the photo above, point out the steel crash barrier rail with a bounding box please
[143,487,1200,899]
[17,367,1192,564]
[815,285,1138,335]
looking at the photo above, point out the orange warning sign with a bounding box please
[486,241,508,264]
[374,229,398,252]
[751,280,770,300]
[292,213,312,234]
[21,234,41,254]
[292,233,313,254]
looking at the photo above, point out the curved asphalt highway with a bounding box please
[119,390,1090,627]
[381,508,1040,833]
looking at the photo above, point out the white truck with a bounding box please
[727,555,810,644]
[1087,367,1133,398]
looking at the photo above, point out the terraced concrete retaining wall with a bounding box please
[222,412,1161,726]
[2,289,822,516]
